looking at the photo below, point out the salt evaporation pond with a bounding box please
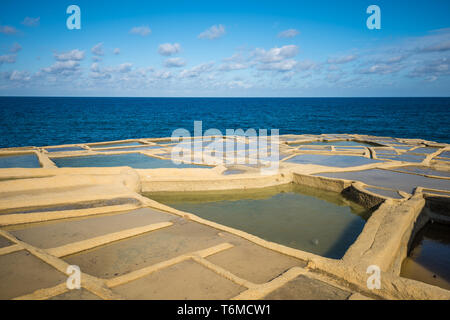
[146,183,369,259]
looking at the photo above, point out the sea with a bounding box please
[0,97,449,148]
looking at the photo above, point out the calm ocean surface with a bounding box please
[0,97,449,148]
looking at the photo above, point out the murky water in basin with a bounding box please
[51,153,208,169]
[145,184,369,259]
[401,222,450,290]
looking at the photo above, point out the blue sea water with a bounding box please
[0,97,448,148]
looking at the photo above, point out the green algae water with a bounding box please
[145,184,369,259]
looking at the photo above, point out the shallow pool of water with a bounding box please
[364,187,403,199]
[146,184,369,259]
[286,154,382,167]
[291,140,376,147]
[440,151,450,158]
[317,169,450,194]
[51,153,208,169]
[89,141,144,148]
[375,149,397,155]
[96,146,162,152]
[378,154,426,163]
[401,222,450,290]
[393,166,450,178]
[46,146,84,153]
[222,169,246,175]
[0,154,41,168]
[410,147,440,155]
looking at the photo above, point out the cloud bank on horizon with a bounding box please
[0,0,449,97]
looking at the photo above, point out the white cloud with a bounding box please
[223,53,244,62]
[373,55,407,64]
[1,70,31,83]
[118,63,133,73]
[113,48,120,55]
[327,54,358,64]
[54,49,85,61]
[164,57,186,68]
[257,59,297,72]
[21,17,40,27]
[358,63,403,75]
[219,63,248,71]
[8,70,31,81]
[90,71,112,80]
[198,25,226,40]
[90,63,100,73]
[278,29,300,38]
[158,43,181,56]
[296,59,318,71]
[154,70,172,79]
[328,64,340,71]
[227,80,252,89]
[418,40,450,53]
[89,63,112,80]
[179,62,214,78]
[129,26,151,36]
[42,60,81,75]
[91,43,104,56]
[254,45,299,63]
[10,42,22,53]
[0,54,17,65]
[0,25,18,35]
[409,57,450,78]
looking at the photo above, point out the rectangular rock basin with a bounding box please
[51,153,208,169]
[316,169,450,194]
[439,151,450,158]
[96,146,162,152]
[401,222,450,290]
[89,141,144,148]
[393,166,450,178]
[378,154,426,163]
[290,141,376,147]
[410,147,440,155]
[0,154,41,168]
[286,154,382,167]
[145,184,369,259]
[45,146,85,153]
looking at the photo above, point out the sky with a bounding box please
[0,0,449,97]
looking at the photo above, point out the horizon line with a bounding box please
[1,96,450,99]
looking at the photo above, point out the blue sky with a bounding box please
[0,0,449,96]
